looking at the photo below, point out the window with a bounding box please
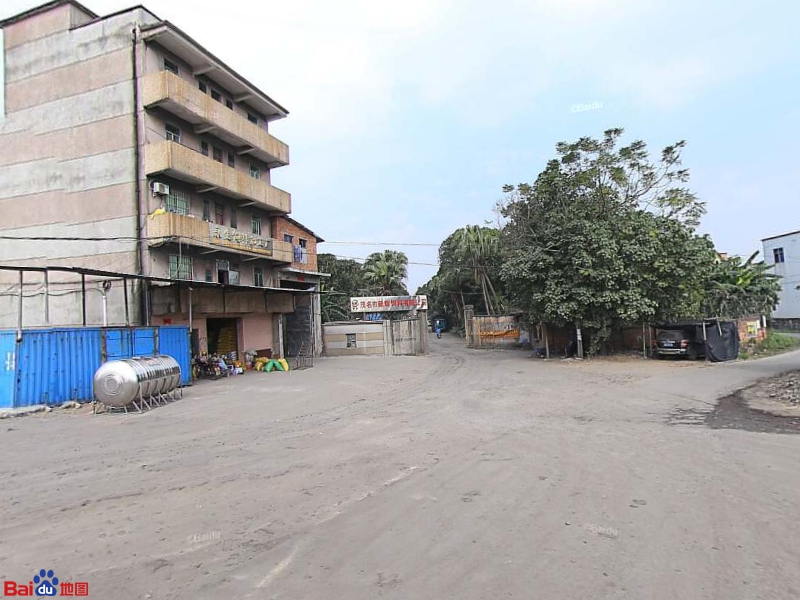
[247,113,258,125]
[294,242,308,264]
[205,269,212,283]
[230,208,237,229]
[227,152,235,168]
[169,255,192,280]
[346,333,357,348]
[201,141,209,156]
[225,99,233,110]
[299,238,308,249]
[249,164,261,179]
[198,81,207,93]
[202,199,211,221]
[211,89,222,102]
[254,267,264,287]
[166,189,189,215]
[283,233,293,243]
[215,203,225,225]
[164,59,179,74]
[251,216,262,236]
[213,147,223,163]
[773,247,785,264]
[165,124,181,143]
[229,270,240,286]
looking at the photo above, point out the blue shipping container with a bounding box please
[0,326,191,408]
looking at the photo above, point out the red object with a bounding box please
[163,318,172,325]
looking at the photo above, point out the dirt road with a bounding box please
[1,335,799,599]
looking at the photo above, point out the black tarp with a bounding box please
[701,321,740,362]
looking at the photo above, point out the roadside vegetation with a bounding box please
[319,250,410,322]
[740,331,800,360]
[417,128,783,355]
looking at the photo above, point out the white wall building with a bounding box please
[762,228,800,328]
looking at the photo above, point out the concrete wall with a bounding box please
[763,232,800,319]
[323,315,427,357]
[0,6,160,326]
[324,321,385,356]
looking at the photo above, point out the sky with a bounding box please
[3,0,800,292]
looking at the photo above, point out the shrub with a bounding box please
[757,331,800,352]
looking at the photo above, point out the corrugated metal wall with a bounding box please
[0,326,191,408]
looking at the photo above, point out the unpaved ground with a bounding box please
[1,336,800,599]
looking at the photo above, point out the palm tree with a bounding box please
[456,226,504,315]
[364,251,409,295]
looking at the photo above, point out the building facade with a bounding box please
[762,229,800,329]
[0,0,325,357]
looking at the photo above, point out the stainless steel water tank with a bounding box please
[93,356,182,407]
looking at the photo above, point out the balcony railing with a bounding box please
[144,140,291,214]
[143,71,289,167]
[147,211,293,263]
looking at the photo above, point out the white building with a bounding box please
[762,229,800,328]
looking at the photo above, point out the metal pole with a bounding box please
[544,322,550,359]
[123,277,130,326]
[17,271,23,342]
[81,273,87,326]
[642,322,646,359]
[102,291,108,327]
[44,270,50,325]
[188,286,193,332]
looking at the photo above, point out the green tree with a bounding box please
[317,253,365,322]
[418,226,505,328]
[702,252,781,318]
[364,250,409,295]
[500,128,717,354]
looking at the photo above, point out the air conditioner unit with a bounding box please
[150,181,170,196]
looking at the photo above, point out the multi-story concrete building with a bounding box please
[762,228,800,329]
[0,0,326,358]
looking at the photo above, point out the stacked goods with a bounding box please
[216,326,237,356]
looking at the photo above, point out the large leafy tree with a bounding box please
[500,128,717,354]
[702,252,781,318]
[364,250,409,295]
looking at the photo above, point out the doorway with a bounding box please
[207,318,239,358]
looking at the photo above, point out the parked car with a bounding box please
[655,327,706,360]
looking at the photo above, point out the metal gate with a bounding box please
[390,318,418,356]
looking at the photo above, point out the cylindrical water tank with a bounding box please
[93,356,181,407]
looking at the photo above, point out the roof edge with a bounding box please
[762,229,800,242]
[0,0,98,29]
[283,216,324,242]
[139,20,289,118]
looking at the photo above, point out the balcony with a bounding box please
[146,211,293,263]
[143,71,289,167]
[144,140,291,214]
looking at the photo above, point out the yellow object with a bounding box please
[278,359,290,372]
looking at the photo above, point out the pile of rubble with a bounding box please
[761,371,800,404]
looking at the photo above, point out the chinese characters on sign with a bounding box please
[350,295,428,313]
[210,223,273,256]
